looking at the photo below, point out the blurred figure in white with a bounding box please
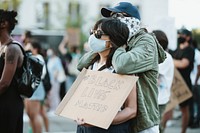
[152,30,174,133]
[46,48,66,114]
[190,39,200,128]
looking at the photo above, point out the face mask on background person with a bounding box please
[178,36,186,44]
[47,49,54,57]
[88,34,109,53]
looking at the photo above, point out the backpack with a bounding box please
[42,64,52,96]
[14,42,44,98]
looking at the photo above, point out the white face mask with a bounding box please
[117,17,141,40]
[88,34,109,53]
[47,49,54,57]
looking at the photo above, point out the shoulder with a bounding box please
[195,48,200,56]
[6,42,22,55]
[184,46,194,54]
[130,29,155,45]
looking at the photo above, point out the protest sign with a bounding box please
[55,68,138,129]
[165,68,192,113]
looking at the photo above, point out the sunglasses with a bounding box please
[90,29,107,39]
[110,12,130,18]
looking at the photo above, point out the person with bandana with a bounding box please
[76,18,137,133]
[77,2,166,133]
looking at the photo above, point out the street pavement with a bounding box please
[23,111,200,133]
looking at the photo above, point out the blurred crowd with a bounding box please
[1,5,200,133]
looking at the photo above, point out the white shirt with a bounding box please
[190,48,200,85]
[34,54,46,79]
[158,52,174,105]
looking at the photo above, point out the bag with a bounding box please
[14,42,44,98]
[42,65,52,94]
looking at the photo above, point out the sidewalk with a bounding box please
[23,113,77,133]
[23,110,200,133]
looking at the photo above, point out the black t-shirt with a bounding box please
[171,46,194,89]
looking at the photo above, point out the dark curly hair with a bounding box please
[0,9,18,33]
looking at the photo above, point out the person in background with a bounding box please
[21,30,32,51]
[47,48,66,114]
[190,39,200,128]
[66,45,81,91]
[58,35,81,94]
[77,2,166,133]
[76,17,137,133]
[0,9,24,133]
[25,40,47,133]
[170,30,195,133]
[152,30,174,133]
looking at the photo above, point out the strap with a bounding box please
[11,41,26,56]
[98,65,107,71]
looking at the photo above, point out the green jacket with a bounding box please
[77,28,166,132]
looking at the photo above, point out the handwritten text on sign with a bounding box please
[74,74,125,112]
[55,68,138,129]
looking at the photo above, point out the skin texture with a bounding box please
[0,21,23,95]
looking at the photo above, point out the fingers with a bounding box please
[75,118,85,125]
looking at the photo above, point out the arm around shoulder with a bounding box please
[77,51,97,71]
[112,35,157,74]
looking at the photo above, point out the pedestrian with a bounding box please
[152,30,174,133]
[25,40,47,133]
[170,29,195,133]
[21,30,32,51]
[77,2,166,133]
[76,18,137,133]
[47,48,66,114]
[190,39,200,128]
[0,9,24,133]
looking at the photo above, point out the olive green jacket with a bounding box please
[77,28,166,132]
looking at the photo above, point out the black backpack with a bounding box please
[42,64,52,96]
[14,42,44,98]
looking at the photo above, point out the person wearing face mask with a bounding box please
[77,2,166,133]
[46,48,66,114]
[169,35,195,133]
[76,18,137,133]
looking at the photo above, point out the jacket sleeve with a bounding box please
[77,51,98,71]
[112,35,158,74]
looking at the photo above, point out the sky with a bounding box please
[169,0,200,30]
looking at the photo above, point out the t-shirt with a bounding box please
[171,46,194,89]
[158,52,174,105]
[190,48,200,85]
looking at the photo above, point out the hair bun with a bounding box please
[10,10,17,18]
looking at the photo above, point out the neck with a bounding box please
[180,42,189,49]
[0,33,12,46]
[98,49,110,65]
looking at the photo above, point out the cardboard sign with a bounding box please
[165,68,193,113]
[67,28,80,46]
[55,68,138,129]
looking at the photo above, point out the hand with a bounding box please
[74,118,92,127]
[62,34,68,43]
[75,118,85,125]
